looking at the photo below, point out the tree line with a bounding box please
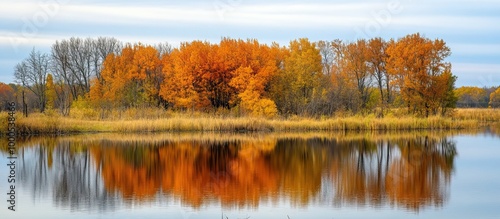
[7,33,468,117]
[455,86,500,108]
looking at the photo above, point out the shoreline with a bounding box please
[2,109,498,135]
[3,115,486,136]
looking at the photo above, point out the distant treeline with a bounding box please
[455,86,500,108]
[5,33,496,118]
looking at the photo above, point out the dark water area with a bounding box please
[1,132,499,218]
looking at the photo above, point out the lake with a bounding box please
[1,131,499,219]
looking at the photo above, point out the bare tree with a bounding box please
[155,42,173,58]
[51,40,79,115]
[317,40,335,76]
[52,40,78,98]
[70,37,93,94]
[93,37,122,81]
[52,37,122,99]
[14,49,50,112]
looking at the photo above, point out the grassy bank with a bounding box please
[2,108,497,134]
[452,108,500,122]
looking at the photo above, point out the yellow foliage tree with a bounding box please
[455,86,488,108]
[45,73,56,111]
[270,38,322,115]
[489,87,500,108]
[229,40,280,117]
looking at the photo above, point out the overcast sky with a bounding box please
[1,0,499,87]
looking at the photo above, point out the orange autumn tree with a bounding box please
[330,39,371,113]
[160,39,237,110]
[343,39,371,110]
[96,47,131,107]
[0,82,15,110]
[330,39,360,112]
[160,38,280,116]
[386,33,456,116]
[159,41,213,110]
[132,44,163,106]
[367,37,391,115]
[228,39,279,117]
[92,43,161,108]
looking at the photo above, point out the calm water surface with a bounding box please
[1,132,499,219]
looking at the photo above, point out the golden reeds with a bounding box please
[452,108,500,122]
[5,108,494,134]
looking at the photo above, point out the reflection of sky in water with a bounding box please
[0,133,499,219]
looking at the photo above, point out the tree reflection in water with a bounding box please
[327,137,456,211]
[13,134,456,212]
[17,138,119,212]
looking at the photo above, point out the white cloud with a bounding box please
[0,32,57,47]
[51,4,339,29]
[453,63,500,74]
[0,1,391,28]
[392,15,500,31]
[2,1,499,32]
[451,43,500,56]
[0,31,193,50]
[0,2,39,18]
